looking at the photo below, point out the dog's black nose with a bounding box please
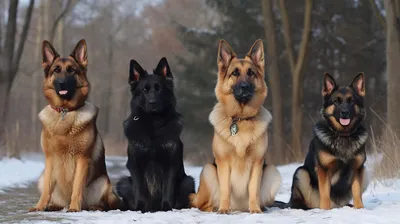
[57,77,66,84]
[340,111,350,118]
[240,82,250,90]
[148,98,157,104]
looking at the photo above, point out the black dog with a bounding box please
[288,73,369,210]
[116,57,195,212]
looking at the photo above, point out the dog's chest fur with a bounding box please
[209,103,272,157]
[38,102,103,190]
[125,115,182,155]
[314,121,368,161]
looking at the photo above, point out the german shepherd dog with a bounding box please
[190,40,282,214]
[116,58,195,212]
[29,39,121,212]
[289,73,369,210]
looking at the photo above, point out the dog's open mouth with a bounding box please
[59,90,68,95]
[339,118,351,126]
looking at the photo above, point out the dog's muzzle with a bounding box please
[54,76,77,100]
[233,82,254,103]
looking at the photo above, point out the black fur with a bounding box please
[116,57,195,212]
[288,73,368,209]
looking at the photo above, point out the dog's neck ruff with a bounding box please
[209,103,272,139]
[39,102,98,134]
[229,116,256,136]
[51,104,84,120]
[314,120,368,155]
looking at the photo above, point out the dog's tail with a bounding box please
[114,176,133,211]
[270,200,291,209]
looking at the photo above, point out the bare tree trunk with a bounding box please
[56,18,64,56]
[32,0,44,151]
[0,0,35,157]
[385,0,400,134]
[0,0,19,148]
[279,0,312,159]
[370,0,386,29]
[103,34,114,135]
[261,0,285,164]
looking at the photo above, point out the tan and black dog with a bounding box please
[190,39,282,213]
[29,39,121,212]
[289,73,369,210]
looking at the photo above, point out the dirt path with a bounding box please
[0,157,128,224]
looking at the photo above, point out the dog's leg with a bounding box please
[129,167,147,212]
[68,157,89,212]
[161,167,177,211]
[260,165,282,208]
[29,157,54,212]
[190,164,218,212]
[317,164,332,210]
[248,159,263,213]
[351,166,364,209]
[216,159,231,214]
[116,176,135,211]
[174,175,195,209]
[290,167,319,209]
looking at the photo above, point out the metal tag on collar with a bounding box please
[230,120,239,136]
[60,108,69,120]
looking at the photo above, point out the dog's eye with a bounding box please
[53,67,61,74]
[231,69,240,77]
[347,97,354,103]
[247,69,255,76]
[334,98,342,104]
[154,84,160,91]
[67,67,75,73]
[143,86,150,92]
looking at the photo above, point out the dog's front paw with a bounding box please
[249,208,262,214]
[28,207,45,212]
[67,208,80,213]
[161,201,173,211]
[217,208,230,214]
[353,202,364,209]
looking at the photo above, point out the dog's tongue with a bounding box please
[340,118,351,126]
[59,90,68,95]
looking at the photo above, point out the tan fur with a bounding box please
[190,39,281,213]
[29,40,121,212]
[294,167,369,209]
[29,103,121,212]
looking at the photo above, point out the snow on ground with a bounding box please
[2,156,400,223]
[0,157,43,192]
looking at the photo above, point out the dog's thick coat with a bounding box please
[116,58,195,212]
[29,40,121,212]
[289,73,369,210]
[190,39,281,213]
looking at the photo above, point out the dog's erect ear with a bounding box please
[247,39,265,70]
[322,73,336,96]
[217,39,236,71]
[129,59,146,84]
[42,40,59,73]
[154,57,173,79]
[351,72,365,96]
[70,39,88,67]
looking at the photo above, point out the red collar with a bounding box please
[51,104,84,113]
[51,106,69,113]
[50,104,84,120]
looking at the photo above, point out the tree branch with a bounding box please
[369,0,386,29]
[50,0,73,42]
[279,0,296,73]
[13,0,35,75]
[294,0,312,78]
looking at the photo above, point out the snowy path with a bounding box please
[0,157,400,223]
